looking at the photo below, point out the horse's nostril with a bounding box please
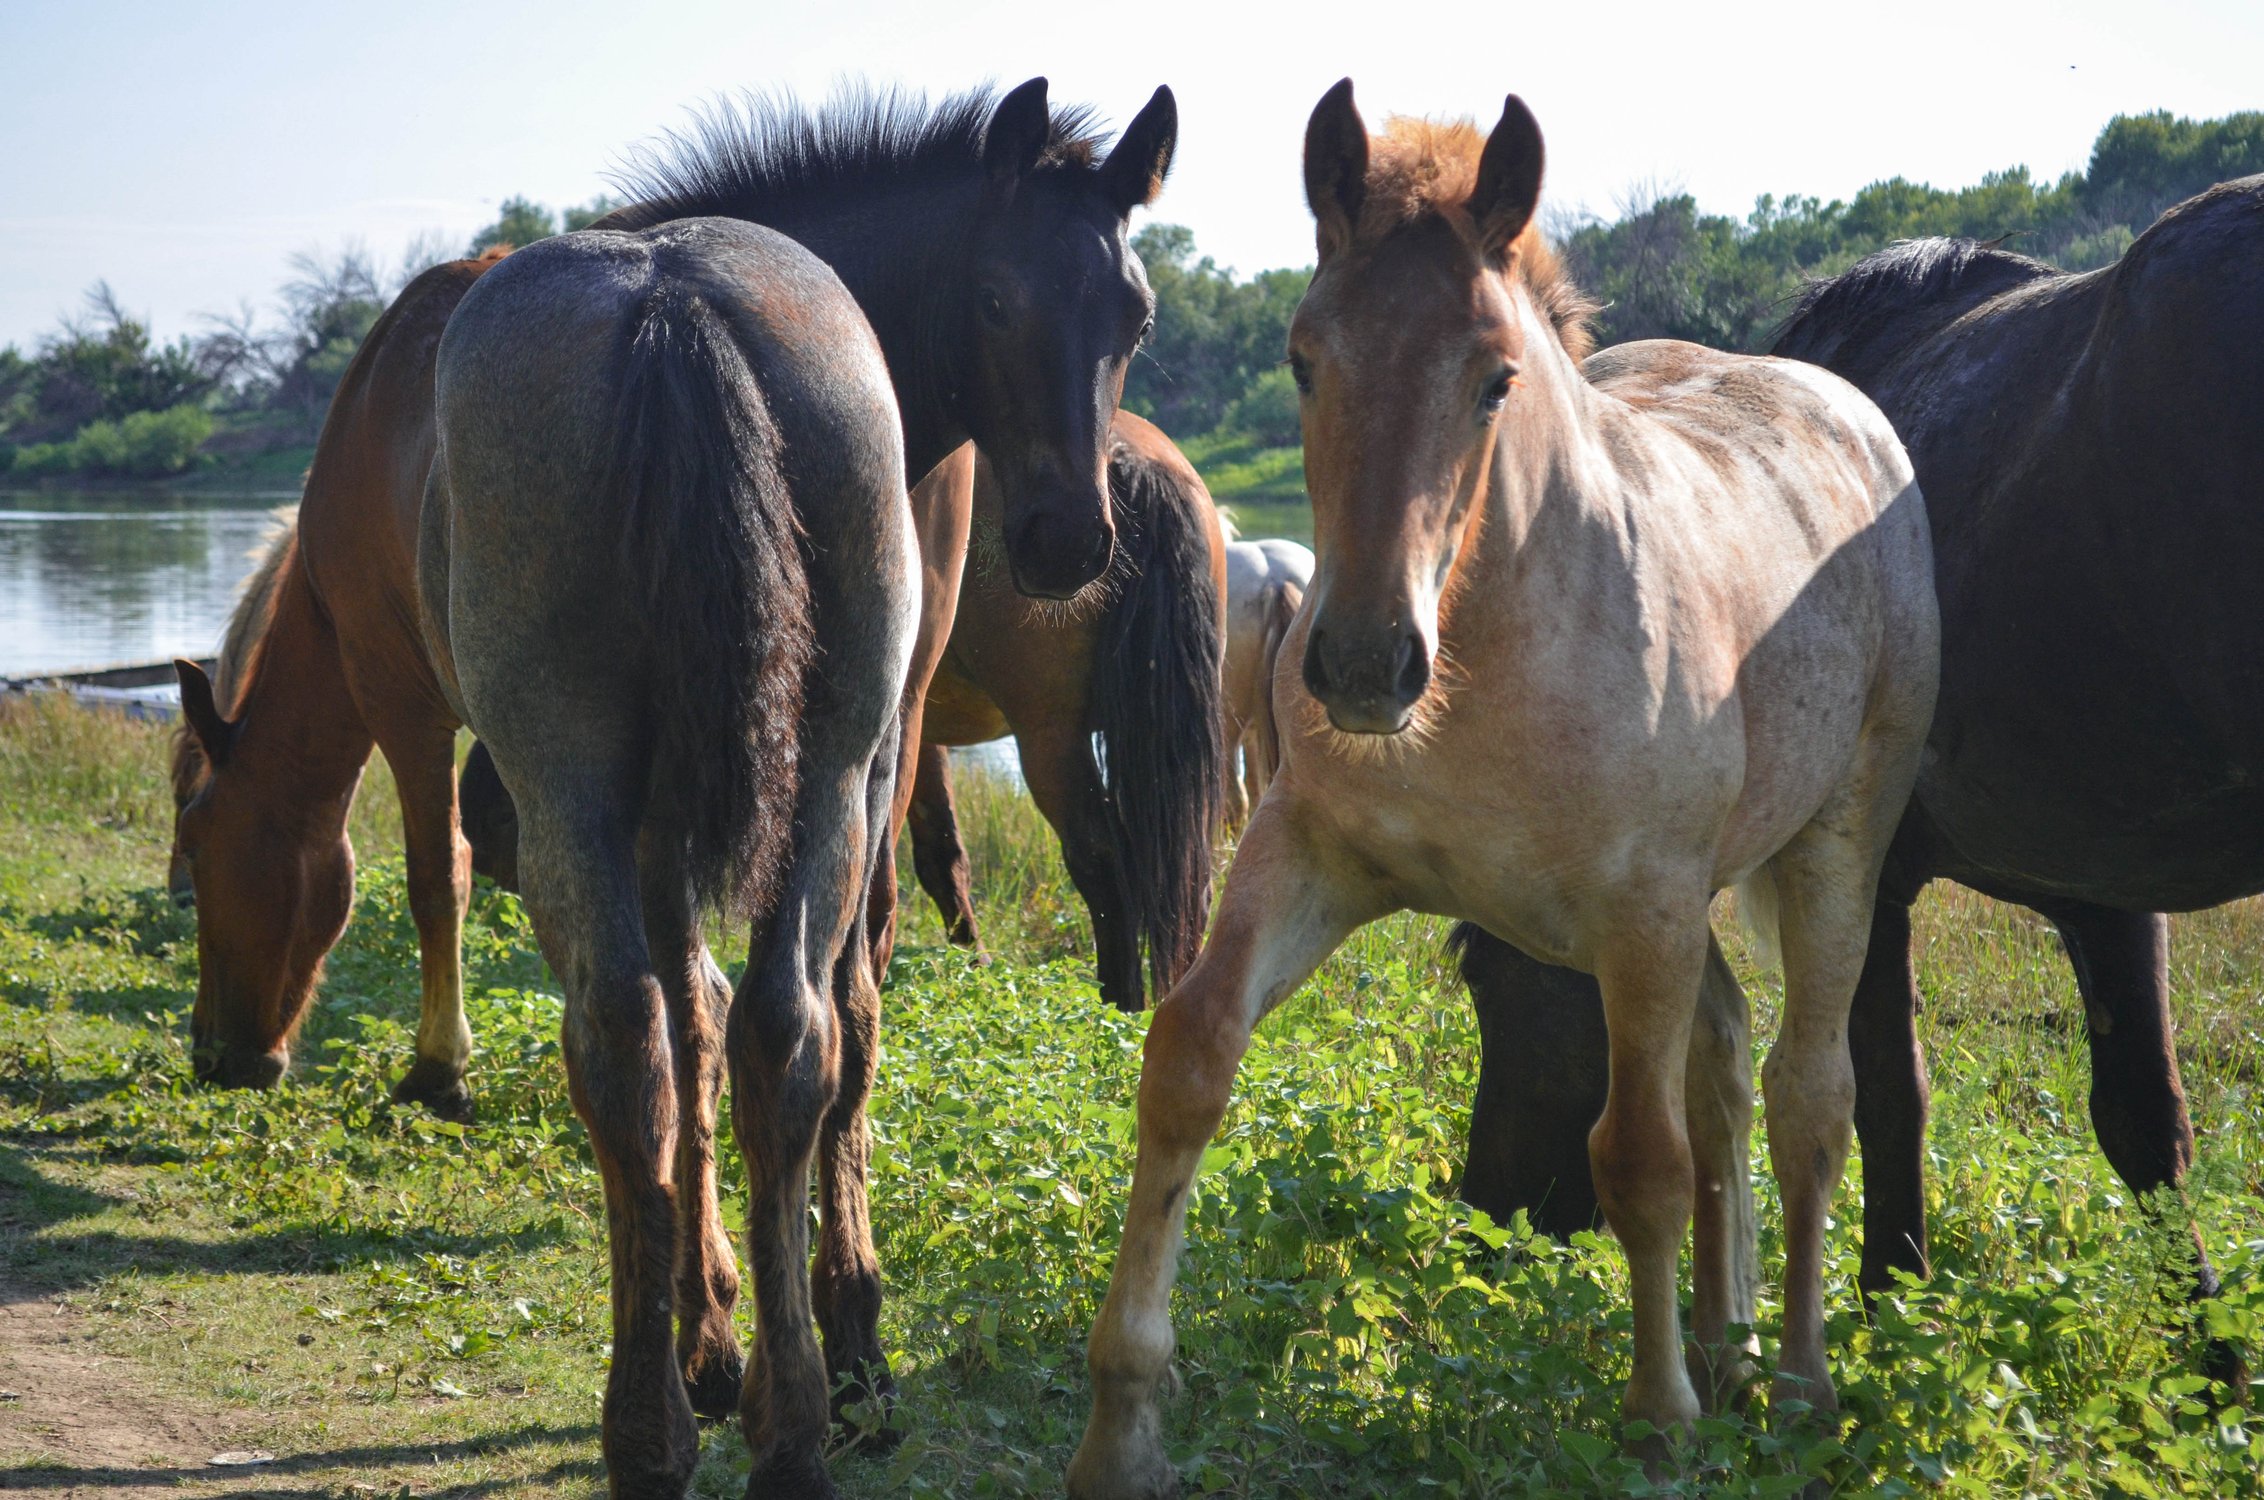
[1393,635,1431,703]
[1302,627,1334,698]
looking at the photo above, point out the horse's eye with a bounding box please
[1288,354,1313,396]
[1138,317,1156,348]
[1481,368,1518,414]
[979,289,1011,329]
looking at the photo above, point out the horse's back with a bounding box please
[1586,339,1936,879]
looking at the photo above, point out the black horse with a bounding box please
[1457,175,2264,1389]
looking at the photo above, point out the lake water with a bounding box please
[0,489,294,678]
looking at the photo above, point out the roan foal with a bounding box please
[1070,84,1937,1496]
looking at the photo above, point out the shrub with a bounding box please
[7,402,214,478]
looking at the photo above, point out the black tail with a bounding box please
[613,283,812,917]
[1092,439,1227,1000]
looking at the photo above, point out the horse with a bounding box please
[1216,533,1309,831]
[1454,175,2264,1390]
[1069,86,1937,1496]
[168,80,1182,1499]
[906,409,1227,1009]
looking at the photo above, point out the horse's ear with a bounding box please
[175,658,236,768]
[1101,86,1177,214]
[1304,78,1368,259]
[1471,93,1545,257]
[984,77,1054,191]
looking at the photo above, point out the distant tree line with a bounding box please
[6,112,2258,485]
[0,195,613,479]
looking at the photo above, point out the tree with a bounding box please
[469,196,557,255]
[1123,225,1310,439]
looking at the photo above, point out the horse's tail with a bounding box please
[611,283,813,918]
[1092,441,1228,1000]
[1246,576,1303,797]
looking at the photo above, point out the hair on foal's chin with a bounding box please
[1290,637,1470,769]
[1351,116,1599,362]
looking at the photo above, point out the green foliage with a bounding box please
[469,195,558,255]
[468,194,621,254]
[1126,225,1310,442]
[5,402,213,478]
[2,698,2260,1496]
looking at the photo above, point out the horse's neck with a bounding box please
[228,565,374,830]
[1467,352,1638,619]
[766,186,974,481]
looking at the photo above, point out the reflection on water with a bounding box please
[0,489,292,676]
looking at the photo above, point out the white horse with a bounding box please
[1071,86,1937,1498]
[1218,535,1313,830]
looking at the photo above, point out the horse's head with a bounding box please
[170,658,355,1089]
[956,78,1177,600]
[1289,81,1581,735]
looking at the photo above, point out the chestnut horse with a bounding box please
[170,81,1181,1499]
[1216,534,1309,830]
[907,410,1227,1009]
[1455,176,2264,1390]
[1069,86,1936,1496]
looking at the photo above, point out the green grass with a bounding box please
[2,694,2260,1496]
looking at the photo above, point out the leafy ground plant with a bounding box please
[1,695,2258,1496]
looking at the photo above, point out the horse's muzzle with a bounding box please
[1303,623,1431,735]
[1007,506,1116,600]
[193,1041,288,1090]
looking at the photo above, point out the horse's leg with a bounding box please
[814,722,904,1439]
[1588,917,1709,1437]
[1019,721,1143,1012]
[1684,934,1758,1412]
[2041,901,2243,1388]
[637,845,744,1422]
[1069,797,1376,1500]
[1455,930,1607,1237]
[515,781,697,1497]
[906,742,983,951]
[1848,895,1930,1298]
[732,752,883,1499]
[381,723,475,1121]
[1757,826,1894,1417]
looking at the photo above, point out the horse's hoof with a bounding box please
[1065,1439,1180,1500]
[744,1449,838,1500]
[683,1342,745,1422]
[392,1059,475,1123]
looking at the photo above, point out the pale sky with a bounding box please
[3,0,2258,350]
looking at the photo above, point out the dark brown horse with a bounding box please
[170,82,1181,1499]
[907,409,1227,1011]
[1457,176,2264,1390]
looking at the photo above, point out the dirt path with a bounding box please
[0,1286,248,1497]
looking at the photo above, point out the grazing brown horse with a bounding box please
[1216,534,1310,830]
[1069,86,1936,1497]
[906,409,1227,1009]
[170,81,1182,1500]
[1456,175,2264,1390]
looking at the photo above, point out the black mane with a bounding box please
[1772,237,2059,371]
[604,85,1110,231]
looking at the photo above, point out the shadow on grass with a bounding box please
[0,1419,604,1494]
[2,887,195,960]
[0,1143,569,1291]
